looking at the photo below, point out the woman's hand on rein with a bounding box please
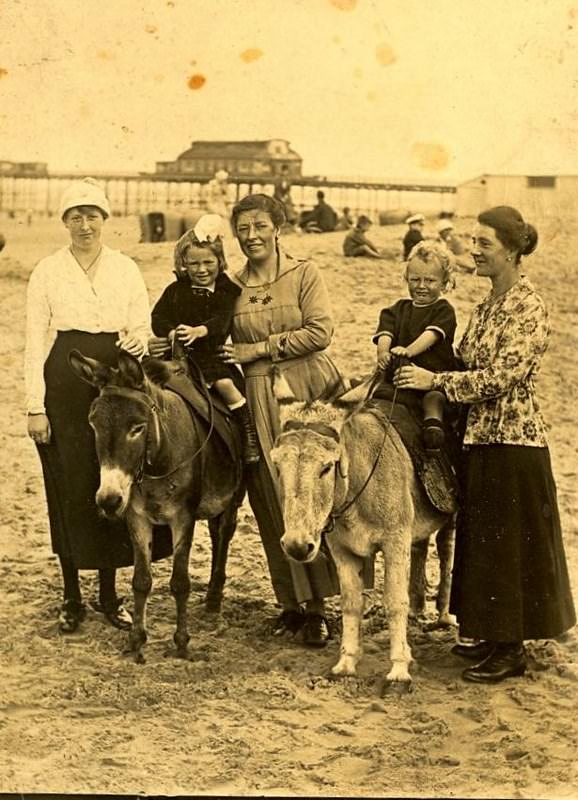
[148,336,171,358]
[27,413,51,445]
[219,342,263,364]
[117,335,145,359]
[394,364,435,391]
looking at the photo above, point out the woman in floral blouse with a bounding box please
[396,205,575,684]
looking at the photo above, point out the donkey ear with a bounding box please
[68,349,112,388]
[272,366,297,405]
[334,373,379,408]
[117,349,145,389]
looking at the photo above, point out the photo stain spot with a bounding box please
[240,48,263,63]
[0,68,8,79]
[96,50,114,61]
[412,142,450,171]
[376,42,396,66]
[188,74,206,90]
[145,25,158,34]
[367,91,377,102]
[330,0,358,10]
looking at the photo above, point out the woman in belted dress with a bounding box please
[221,193,346,647]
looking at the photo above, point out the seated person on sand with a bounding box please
[150,214,260,464]
[335,207,355,231]
[437,219,475,273]
[343,215,385,259]
[403,213,425,260]
[373,241,457,451]
[300,191,338,233]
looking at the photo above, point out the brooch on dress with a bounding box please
[248,291,273,306]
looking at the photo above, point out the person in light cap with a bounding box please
[403,213,425,260]
[24,178,173,634]
[150,214,260,463]
[205,169,231,218]
[436,217,475,272]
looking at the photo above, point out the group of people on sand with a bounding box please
[25,177,575,683]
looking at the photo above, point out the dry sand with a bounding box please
[0,215,576,799]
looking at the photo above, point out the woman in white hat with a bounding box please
[24,178,171,633]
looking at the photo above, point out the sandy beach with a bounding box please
[0,214,576,799]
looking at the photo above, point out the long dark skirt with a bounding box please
[37,330,172,570]
[450,444,576,641]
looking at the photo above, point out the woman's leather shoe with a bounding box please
[462,643,526,684]
[271,609,305,636]
[302,613,332,648]
[58,599,86,633]
[451,640,495,661]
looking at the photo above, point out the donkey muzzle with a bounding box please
[281,534,319,563]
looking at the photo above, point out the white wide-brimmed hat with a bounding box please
[58,177,111,220]
[405,213,425,225]
[214,169,229,182]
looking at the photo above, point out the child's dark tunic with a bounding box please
[373,298,457,372]
[152,272,241,382]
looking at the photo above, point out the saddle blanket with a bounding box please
[163,371,242,467]
[365,397,459,515]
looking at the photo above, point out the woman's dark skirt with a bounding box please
[37,330,172,570]
[450,444,576,641]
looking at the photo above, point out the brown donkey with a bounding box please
[69,349,244,663]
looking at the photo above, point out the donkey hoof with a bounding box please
[204,598,222,614]
[134,651,146,665]
[382,679,413,697]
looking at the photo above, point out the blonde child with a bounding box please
[373,241,457,451]
[151,214,260,463]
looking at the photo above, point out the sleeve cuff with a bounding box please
[430,373,446,392]
[372,330,394,344]
[425,325,446,340]
[268,333,287,362]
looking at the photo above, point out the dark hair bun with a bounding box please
[522,223,538,257]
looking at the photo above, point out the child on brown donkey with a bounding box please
[151,214,260,463]
[373,240,457,452]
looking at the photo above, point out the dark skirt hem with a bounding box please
[450,444,576,642]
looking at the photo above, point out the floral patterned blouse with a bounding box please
[431,276,550,447]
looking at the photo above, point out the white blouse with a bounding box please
[25,245,151,414]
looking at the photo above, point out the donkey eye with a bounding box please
[320,464,333,477]
[128,424,146,438]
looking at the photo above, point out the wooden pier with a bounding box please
[0,171,457,219]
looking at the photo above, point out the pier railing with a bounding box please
[0,172,456,220]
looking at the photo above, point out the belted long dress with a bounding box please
[230,250,345,605]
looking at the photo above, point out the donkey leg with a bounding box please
[382,531,413,692]
[128,517,153,664]
[329,536,365,677]
[206,502,237,613]
[170,517,195,658]
[409,538,428,619]
[435,517,455,627]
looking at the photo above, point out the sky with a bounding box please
[1,0,577,182]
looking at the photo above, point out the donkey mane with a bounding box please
[279,399,348,434]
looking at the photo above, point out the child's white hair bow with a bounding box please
[193,214,225,243]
